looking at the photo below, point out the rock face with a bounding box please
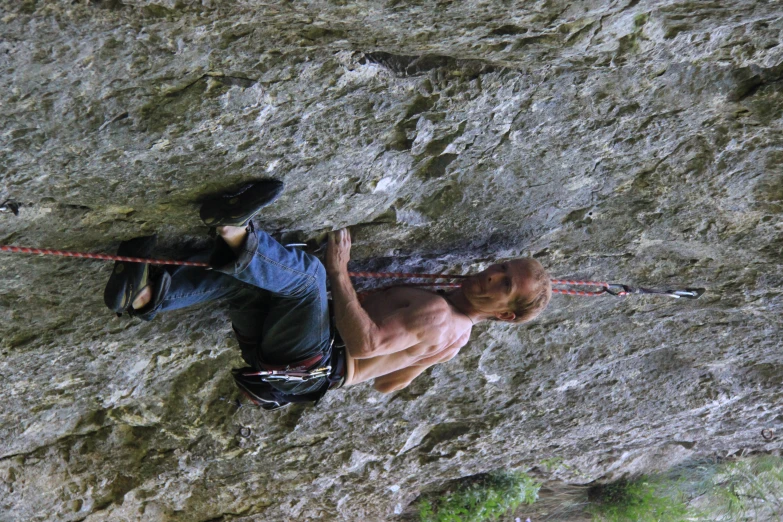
[1,1,781,520]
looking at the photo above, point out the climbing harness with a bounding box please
[0,244,705,299]
[232,343,347,410]
[230,303,348,409]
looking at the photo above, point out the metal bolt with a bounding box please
[762,428,775,440]
[238,426,252,438]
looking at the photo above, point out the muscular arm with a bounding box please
[326,229,421,359]
[329,269,421,359]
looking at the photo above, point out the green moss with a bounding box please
[633,13,649,28]
[416,183,464,220]
[418,471,540,522]
[617,33,641,55]
[588,479,688,522]
[19,0,37,14]
[142,4,176,19]
[139,77,232,133]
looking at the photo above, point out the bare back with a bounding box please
[343,287,473,390]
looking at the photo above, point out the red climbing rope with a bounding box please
[549,279,622,297]
[550,278,608,287]
[0,244,702,298]
[551,287,610,297]
[349,270,467,280]
[0,245,210,267]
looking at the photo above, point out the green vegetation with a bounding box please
[587,478,689,522]
[539,457,564,472]
[695,455,783,521]
[588,455,783,522]
[418,471,540,522]
[415,456,782,522]
[633,13,650,28]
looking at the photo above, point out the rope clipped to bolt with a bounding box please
[0,244,705,299]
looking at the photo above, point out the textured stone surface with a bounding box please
[1,1,781,520]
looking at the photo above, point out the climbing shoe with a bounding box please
[199,179,285,227]
[103,234,157,315]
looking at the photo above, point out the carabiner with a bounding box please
[605,284,632,297]
[635,286,705,299]
[245,365,332,383]
[668,288,705,299]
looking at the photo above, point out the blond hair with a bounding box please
[509,259,552,323]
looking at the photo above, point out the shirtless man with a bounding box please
[326,229,551,392]
[105,180,551,407]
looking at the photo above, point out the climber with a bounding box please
[103,180,552,409]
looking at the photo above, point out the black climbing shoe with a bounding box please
[199,179,285,228]
[103,234,157,314]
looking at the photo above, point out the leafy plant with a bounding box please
[539,457,564,472]
[587,478,689,522]
[419,471,541,522]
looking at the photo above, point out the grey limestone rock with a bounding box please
[0,1,781,520]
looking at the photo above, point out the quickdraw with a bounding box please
[241,365,332,383]
[0,244,704,299]
[548,279,705,299]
